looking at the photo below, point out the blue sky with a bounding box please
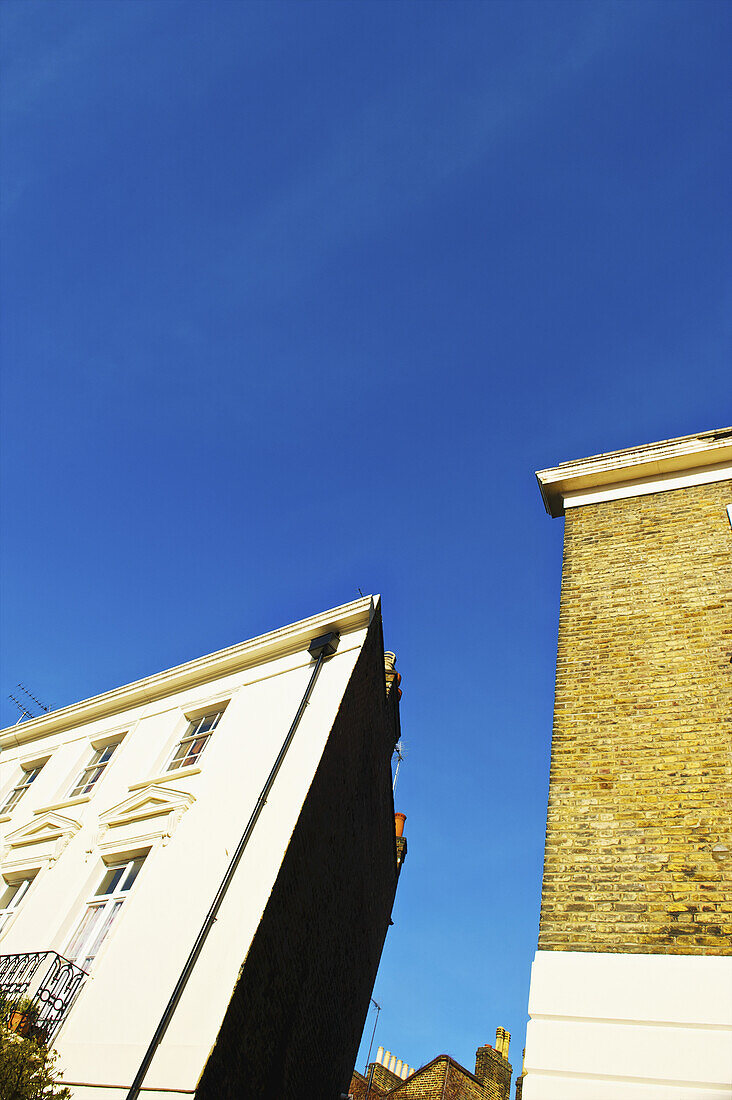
[1,0,729,1080]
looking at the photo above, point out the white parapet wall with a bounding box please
[523,950,732,1100]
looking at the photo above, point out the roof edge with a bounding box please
[386,1053,482,1091]
[1,595,379,748]
[536,428,732,516]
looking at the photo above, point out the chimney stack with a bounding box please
[515,1048,526,1099]
[475,1027,513,1100]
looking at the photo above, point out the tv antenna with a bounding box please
[363,998,381,1080]
[392,740,406,793]
[17,683,50,713]
[8,693,34,723]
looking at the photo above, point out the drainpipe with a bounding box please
[125,631,340,1100]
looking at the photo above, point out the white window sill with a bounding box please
[34,795,91,815]
[128,765,202,791]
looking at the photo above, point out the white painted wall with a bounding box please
[523,950,732,1100]
[0,597,377,1097]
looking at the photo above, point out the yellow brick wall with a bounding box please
[388,1058,486,1100]
[538,481,732,955]
[370,1062,403,1092]
[474,1044,512,1100]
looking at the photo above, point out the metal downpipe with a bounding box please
[125,631,339,1100]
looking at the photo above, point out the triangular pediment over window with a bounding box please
[98,786,196,828]
[2,812,81,872]
[97,786,195,855]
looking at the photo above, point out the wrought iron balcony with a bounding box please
[0,951,87,1043]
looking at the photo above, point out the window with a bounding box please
[1,763,44,814]
[167,709,225,772]
[69,741,121,798]
[65,857,145,971]
[0,874,37,935]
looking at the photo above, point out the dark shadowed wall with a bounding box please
[196,607,401,1099]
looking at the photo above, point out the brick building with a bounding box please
[523,429,732,1099]
[0,596,406,1099]
[349,1026,513,1100]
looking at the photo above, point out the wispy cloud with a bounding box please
[221,5,630,299]
[0,1,159,217]
[1,1,157,119]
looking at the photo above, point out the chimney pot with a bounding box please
[376,1047,384,1066]
[494,1027,511,1059]
[384,653,402,698]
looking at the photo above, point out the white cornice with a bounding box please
[1,595,378,749]
[536,429,732,517]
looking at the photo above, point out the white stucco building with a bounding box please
[0,595,405,1100]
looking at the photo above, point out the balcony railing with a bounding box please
[0,951,87,1043]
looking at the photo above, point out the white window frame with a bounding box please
[1,763,45,814]
[68,739,122,799]
[0,873,37,936]
[64,856,146,971]
[166,707,226,772]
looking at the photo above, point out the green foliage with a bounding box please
[0,994,40,1034]
[0,1013,71,1100]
